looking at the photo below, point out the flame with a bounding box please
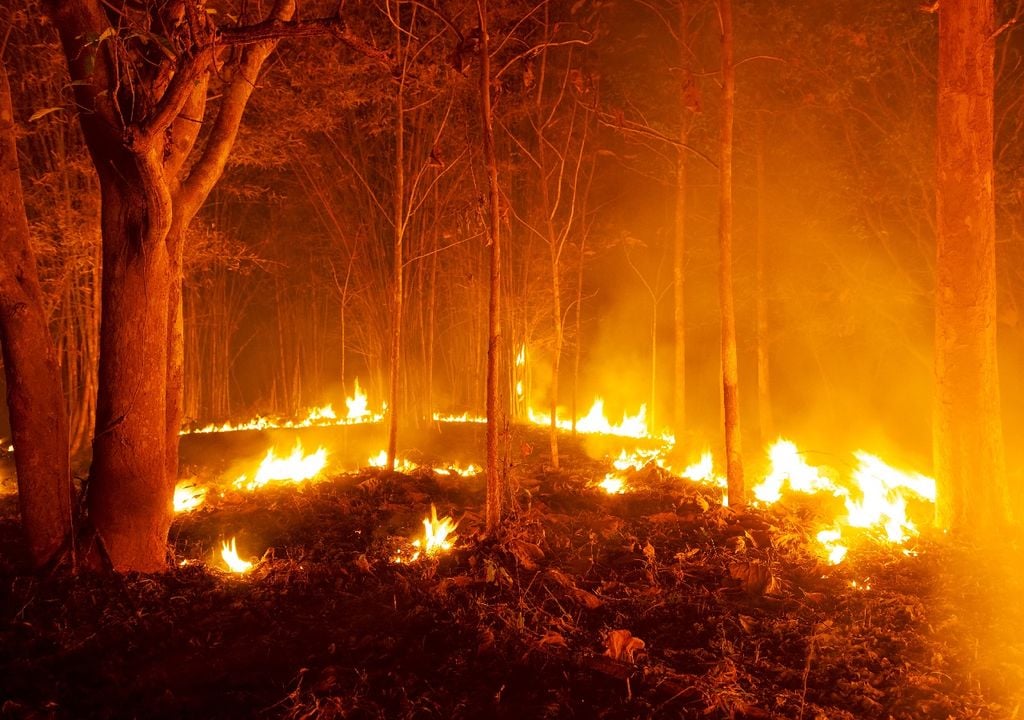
[816,528,848,565]
[431,411,487,423]
[515,346,526,366]
[345,378,371,420]
[221,537,253,573]
[368,450,419,473]
[182,381,382,436]
[598,473,626,494]
[528,397,650,439]
[235,440,328,491]
[173,480,208,513]
[680,451,727,487]
[845,451,936,543]
[432,462,481,477]
[397,504,458,562]
[750,439,935,564]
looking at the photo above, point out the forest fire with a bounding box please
[233,440,328,492]
[2,0,1021,716]
[220,537,254,574]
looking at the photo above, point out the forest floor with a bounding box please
[0,424,1022,719]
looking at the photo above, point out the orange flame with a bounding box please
[173,480,208,513]
[235,440,328,491]
[220,537,253,573]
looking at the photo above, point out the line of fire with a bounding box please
[0,0,1021,717]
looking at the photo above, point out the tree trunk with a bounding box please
[478,0,505,533]
[934,0,1008,532]
[755,120,773,444]
[673,0,690,437]
[718,0,744,505]
[386,79,406,472]
[88,170,173,572]
[0,62,73,569]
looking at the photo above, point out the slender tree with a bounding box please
[0,58,73,569]
[478,0,505,532]
[934,0,1009,532]
[718,0,744,505]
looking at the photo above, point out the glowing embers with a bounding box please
[234,440,328,492]
[528,398,650,439]
[220,537,254,574]
[173,479,208,513]
[395,504,458,563]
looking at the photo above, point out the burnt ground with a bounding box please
[0,425,1022,719]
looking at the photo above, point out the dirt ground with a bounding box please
[1,425,1021,719]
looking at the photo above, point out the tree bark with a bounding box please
[935,0,1009,532]
[0,61,73,569]
[718,0,745,505]
[88,165,174,572]
[755,119,773,444]
[673,0,690,437]
[478,0,505,533]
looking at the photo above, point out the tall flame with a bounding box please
[345,378,371,420]
[221,537,253,574]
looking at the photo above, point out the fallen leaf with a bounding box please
[605,629,645,663]
[571,586,603,609]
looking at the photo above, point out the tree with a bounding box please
[478,0,506,533]
[46,0,369,570]
[934,0,1009,532]
[0,57,73,569]
[717,0,744,505]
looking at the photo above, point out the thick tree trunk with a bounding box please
[0,62,73,569]
[478,0,505,533]
[935,0,1008,532]
[718,0,745,505]
[88,171,173,572]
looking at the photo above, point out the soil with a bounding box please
[1,425,1021,719]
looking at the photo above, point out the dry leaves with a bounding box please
[605,629,645,663]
